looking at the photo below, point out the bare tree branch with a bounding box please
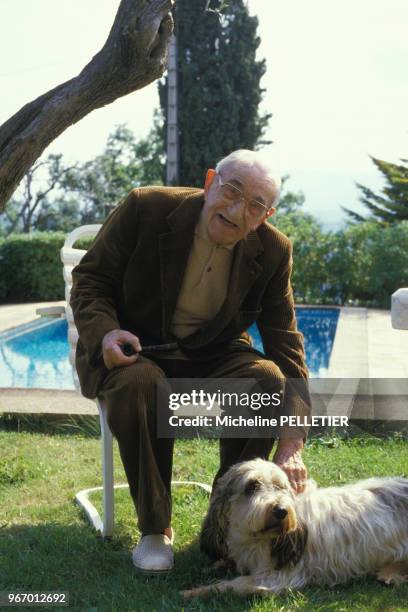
[0,0,174,212]
[5,158,79,234]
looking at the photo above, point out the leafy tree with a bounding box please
[159,0,271,186]
[272,210,333,304]
[58,119,166,224]
[0,121,165,234]
[272,210,408,307]
[336,221,408,306]
[343,156,408,223]
[33,199,83,233]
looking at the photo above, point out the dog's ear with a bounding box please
[271,519,308,570]
[200,488,230,560]
[200,473,239,560]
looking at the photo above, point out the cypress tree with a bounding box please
[159,0,271,186]
[343,156,408,223]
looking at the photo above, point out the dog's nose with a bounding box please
[273,506,287,520]
[262,505,288,532]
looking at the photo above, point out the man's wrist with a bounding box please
[274,437,304,460]
[276,437,304,451]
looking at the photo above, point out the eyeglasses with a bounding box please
[217,174,272,219]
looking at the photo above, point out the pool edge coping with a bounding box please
[0,387,97,415]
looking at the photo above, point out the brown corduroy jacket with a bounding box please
[70,186,310,432]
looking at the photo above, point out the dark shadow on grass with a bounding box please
[1,523,407,612]
[173,536,265,611]
[0,413,101,437]
[0,522,256,611]
[173,536,408,610]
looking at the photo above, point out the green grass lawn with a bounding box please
[0,422,407,611]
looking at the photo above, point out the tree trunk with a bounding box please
[0,0,174,213]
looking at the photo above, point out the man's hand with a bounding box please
[273,437,307,494]
[102,329,141,370]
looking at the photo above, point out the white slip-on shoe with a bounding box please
[132,532,174,574]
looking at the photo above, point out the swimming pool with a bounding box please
[0,308,339,389]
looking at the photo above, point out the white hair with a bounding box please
[215,149,281,207]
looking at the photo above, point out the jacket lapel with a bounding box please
[159,191,205,341]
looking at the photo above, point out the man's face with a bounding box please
[201,162,278,247]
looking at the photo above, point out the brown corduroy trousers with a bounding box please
[99,350,284,535]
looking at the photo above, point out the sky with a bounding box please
[1,0,407,229]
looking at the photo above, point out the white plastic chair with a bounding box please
[60,225,211,539]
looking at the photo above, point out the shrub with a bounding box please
[273,215,408,308]
[1,220,407,307]
[0,232,92,303]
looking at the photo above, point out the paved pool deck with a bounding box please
[0,301,96,415]
[327,307,408,379]
[0,302,407,420]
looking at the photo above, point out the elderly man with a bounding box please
[70,149,311,574]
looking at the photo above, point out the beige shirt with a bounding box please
[154,215,236,359]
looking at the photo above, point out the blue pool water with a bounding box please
[0,308,339,389]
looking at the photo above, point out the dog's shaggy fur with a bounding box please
[182,459,408,599]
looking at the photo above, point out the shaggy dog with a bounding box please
[182,459,408,599]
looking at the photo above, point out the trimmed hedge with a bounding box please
[1,222,407,307]
[0,232,92,303]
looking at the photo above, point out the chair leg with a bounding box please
[75,398,121,538]
[97,398,115,539]
[75,400,213,539]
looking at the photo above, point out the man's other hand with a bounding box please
[102,330,141,370]
[273,438,307,494]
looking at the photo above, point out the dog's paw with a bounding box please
[180,588,201,600]
[377,562,408,586]
[180,586,214,599]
